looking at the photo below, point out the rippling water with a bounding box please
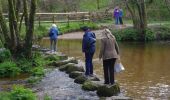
[40,39,170,100]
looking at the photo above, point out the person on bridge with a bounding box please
[82,26,96,77]
[99,28,120,85]
[49,24,59,53]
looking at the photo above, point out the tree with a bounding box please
[0,0,37,58]
[124,0,153,41]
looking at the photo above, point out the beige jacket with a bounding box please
[99,29,119,60]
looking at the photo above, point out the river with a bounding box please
[40,39,170,100]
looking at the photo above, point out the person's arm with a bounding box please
[89,32,96,44]
[82,35,87,52]
[115,40,119,55]
[99,39,105,60]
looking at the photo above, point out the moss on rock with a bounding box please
[45,55,59,61]
[50,58,78,67]
[82,81,98,91]
[69,71,83,79]
[74,75,88,84]
[58,63,75,71]
[66,65,84,74]
[97,83,120,97]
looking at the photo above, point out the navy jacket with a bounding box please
[82,31,96,53]
[49,27,59,40]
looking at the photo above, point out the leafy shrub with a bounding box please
[112,28,156,41]
[145,28,156,41]
[0,61,21,77]
[34,25,48,38]
[27,76,42,84]
[31,67,45,77]
[16,58,32,73]
[10,85,36,100]
[112,28,139,41]
[152,26,170,40]
[0,92,10,100]
[0,48,11,62]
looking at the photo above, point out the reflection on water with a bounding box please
[41,39,170,99]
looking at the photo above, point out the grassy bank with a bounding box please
[111,25,170,41]
[19,22,99,39]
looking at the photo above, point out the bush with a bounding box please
[151,26,170,40]
[16,58,32,73]
[0,92,10,100]
[112,28,139,41]
[145,28,156,41]
[0,48,11,62]
[0,61,21,77]
[31,67,45,77]
[10,85,36,100]
[112,28,156,41]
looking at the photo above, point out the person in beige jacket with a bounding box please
[99,28,120,85]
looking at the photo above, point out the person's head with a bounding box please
[101,25,108,29]
[101,28,114,39]
[81,26,90,32]
[52,24,57,28]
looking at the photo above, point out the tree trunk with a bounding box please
[24,0,36,58]
[124,0,148,41]
[0,3,11,48]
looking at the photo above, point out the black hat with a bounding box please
[81,26,89,31]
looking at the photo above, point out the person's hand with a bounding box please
[117,55,121,62]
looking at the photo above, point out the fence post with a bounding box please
[67,15,70,27]
[52,15,55,23]
[38,15,41,27]
[82,14,85,24]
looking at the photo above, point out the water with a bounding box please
[41,39,170,100]
[34,69,99,100]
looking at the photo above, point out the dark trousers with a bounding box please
[103,58,116,84]
[85,52,94,75]
[119,17,123,25]
[50,39,57,51]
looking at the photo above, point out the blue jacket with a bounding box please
[49,27,59,40]
[82,31,96,53]
[119,9,123,17]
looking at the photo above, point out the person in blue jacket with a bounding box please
[82,26,96,77]
[119,8,123,25]
[49,24,59,52]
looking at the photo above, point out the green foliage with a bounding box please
[0,48,11,62]
[112,28,139,41]
[0,92,10,100]
[10,85,36,100]
[44,94,52,100]
[27,76,42,84]
[151,26,170,40]
[44,55,60,61]
[0,61,21,77]
[34,25,49,39]
[31,67,45,77]
[112,28,156,41]
[16,58,32,73]
[145,28,156,41]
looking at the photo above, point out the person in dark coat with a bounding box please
[49,24,59,52]
[82,26,96,76]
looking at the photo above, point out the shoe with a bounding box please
[89,74,94,77]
